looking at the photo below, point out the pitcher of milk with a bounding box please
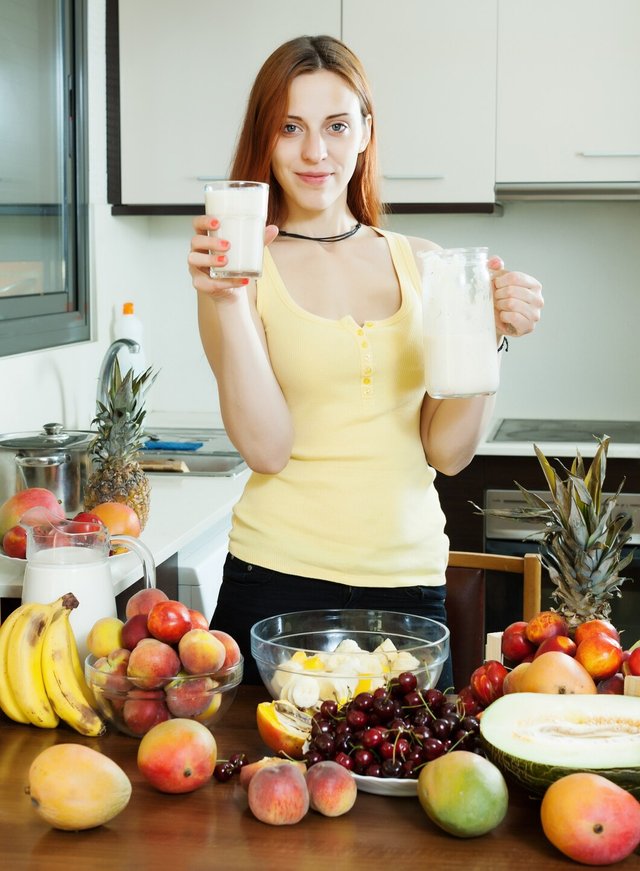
[418,247,499,398]
[20,508,156,661]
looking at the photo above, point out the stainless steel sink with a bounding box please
[137,428,247,477]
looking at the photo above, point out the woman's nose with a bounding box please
[301,130,327,163]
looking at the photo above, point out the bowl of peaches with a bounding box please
[85,589,243,738]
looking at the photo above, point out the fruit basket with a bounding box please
[85,654,243,738]
[250,609,449,706]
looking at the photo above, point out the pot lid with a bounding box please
[0,423,94,452]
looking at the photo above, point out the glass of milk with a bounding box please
[204,181,269,278]
[418,247,499,398]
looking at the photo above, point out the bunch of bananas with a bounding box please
[0,592,105,737]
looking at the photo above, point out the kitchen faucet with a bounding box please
[96,338,141,409]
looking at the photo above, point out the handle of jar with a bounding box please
[110,535,156,588]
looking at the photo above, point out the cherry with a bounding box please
[213,762,235,783]
[320,699,338,719]
[334,752,354,771]
[398,671,418,693]
[361,727,383,749]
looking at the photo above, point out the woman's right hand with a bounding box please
[188,215,279,300]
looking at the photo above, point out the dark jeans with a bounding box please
[211,553,454,692]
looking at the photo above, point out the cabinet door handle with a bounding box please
[384,174,445,180]
[578,151,640,158]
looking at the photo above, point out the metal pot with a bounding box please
[0,422,94,515]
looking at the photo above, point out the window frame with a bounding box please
[0,0,90,358]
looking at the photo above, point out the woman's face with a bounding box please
[271,70,371,217]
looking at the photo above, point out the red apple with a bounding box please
[121,613,153,650]
[137,718,217,794]
[147,600,192,644]
[626,647,640,677]
[501,621,537,663]
[2,525,27,559]
[525,611,569,645]
[534,635,577,658]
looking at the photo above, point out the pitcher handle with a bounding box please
[111,535,156,589]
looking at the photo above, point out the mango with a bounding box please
[417,750,508,837]
[26,744,131,830]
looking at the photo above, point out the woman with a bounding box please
[188,36,543,688]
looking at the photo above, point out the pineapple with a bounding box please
[477,435,634,626]
[84,359,157,530]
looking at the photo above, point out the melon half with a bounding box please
[479,693,640,798]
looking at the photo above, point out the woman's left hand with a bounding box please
[488,256,544,337]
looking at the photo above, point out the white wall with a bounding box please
[3,2,639,437]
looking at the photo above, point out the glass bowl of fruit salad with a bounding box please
[250,609,449,708]
[85,652,244,738]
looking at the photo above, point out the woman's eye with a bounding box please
[329,122,348,133]
[282,123,299,135]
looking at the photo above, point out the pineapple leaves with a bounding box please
[477,436,633,625]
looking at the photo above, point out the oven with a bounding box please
[483,418,640,646]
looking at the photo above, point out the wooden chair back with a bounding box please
[445,551,542,691]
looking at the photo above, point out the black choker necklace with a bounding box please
[278,222,362,243]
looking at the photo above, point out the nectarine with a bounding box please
[525,611,569,645]
[575,634,624,681]
[247,761,309,826]
[137,718,217,794]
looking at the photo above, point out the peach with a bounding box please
[533,635,577,659]
[525,610,569,645]
[86,616,125,658]
[574,618,620,647]
[137,718,218,794]
[189,609,209,631]
[0,487,64,538]
[178,629,226,675]
[209,629,242,668]
[541,772,640,865]
[121,613,152,650]
[2,525,27,559]
[247,761,309,826]
[89,501,141,537]
[125,587,169,619]
[519,651,597,694]
[123,691,171,736]
[575,634,624,681]
[239,757,307,791]
[305,760,357,817]
[92,648,131,693]
[165,675,217,718]
[256,700,311,759]
[501,621,536,663]
[193,684,223,724]
[127,638,181,689]
[147,599,192,644]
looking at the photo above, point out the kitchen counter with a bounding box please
[477,440,640,459]
[0,470,250,599]
[1,684,588,870]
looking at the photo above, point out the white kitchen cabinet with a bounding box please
[116,0,341,205]
[342,0,498,205]
[496,0,640,188]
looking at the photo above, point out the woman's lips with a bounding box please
[296,173,331,186]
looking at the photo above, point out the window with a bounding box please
[0,0,89,357]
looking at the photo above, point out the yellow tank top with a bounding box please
[229,229,448,587]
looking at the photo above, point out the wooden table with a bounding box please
[0,685,629,870]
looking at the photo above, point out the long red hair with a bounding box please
[230,35,383,228]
